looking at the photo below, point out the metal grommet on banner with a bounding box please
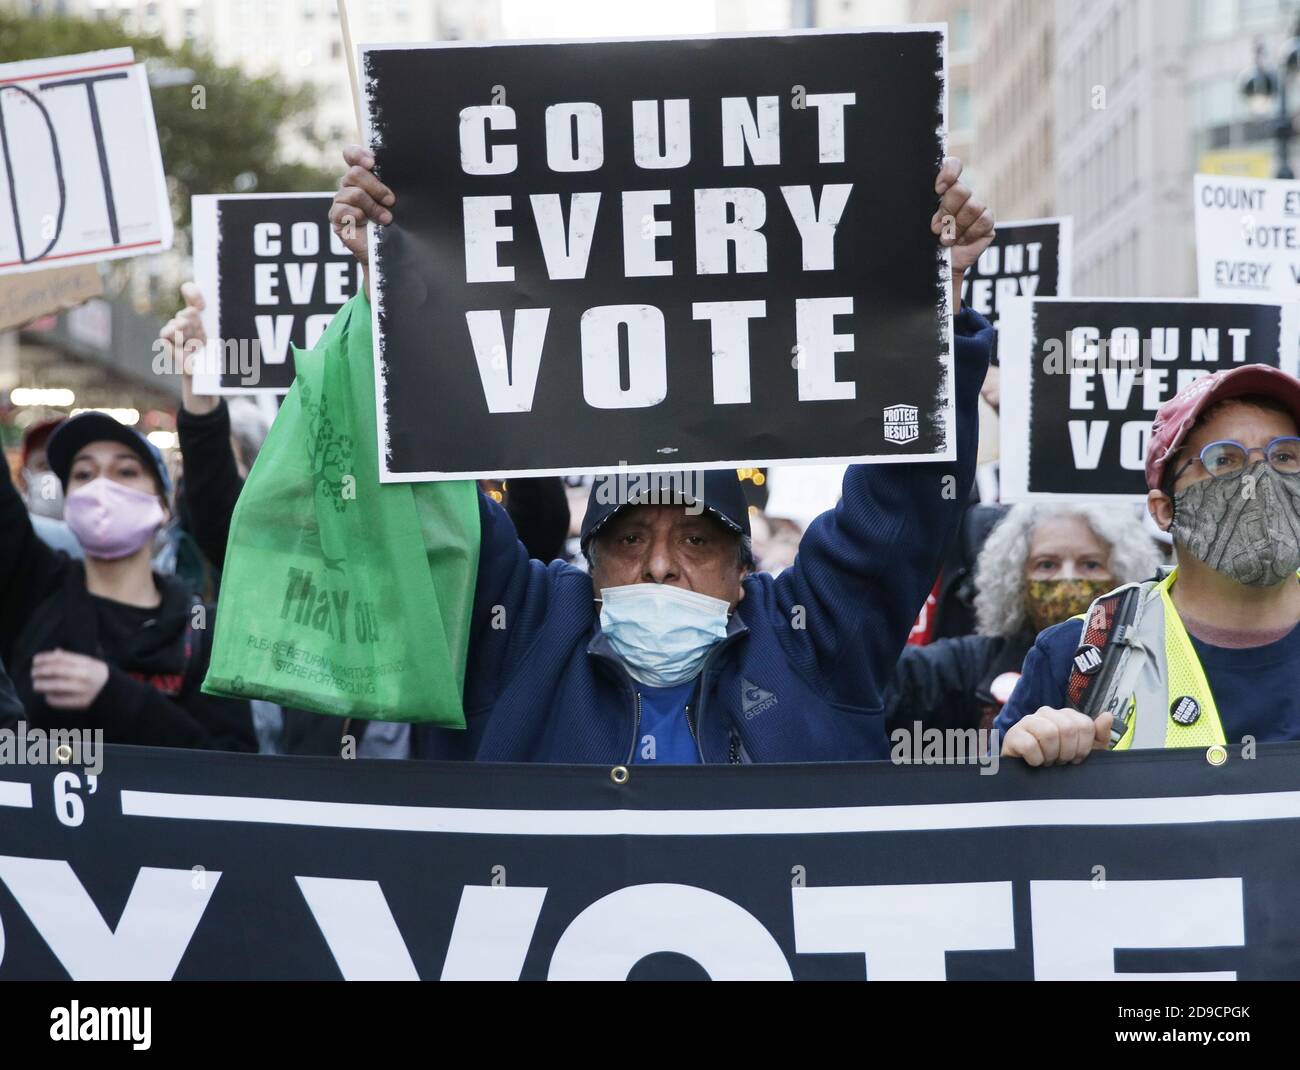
[1206,744,1228,767]
[610,765,630,785]
[54,744,72,763]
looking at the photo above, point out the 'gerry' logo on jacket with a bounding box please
[742,679,778,719]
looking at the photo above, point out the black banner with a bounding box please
[191,193,363,394]
[959,217,1070,332]
[2,743,1298,979]
[360,29,954,480]
[1000,298,1299,499]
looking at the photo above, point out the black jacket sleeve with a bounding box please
[0,459,70,666]
[21,601,257,753]
[503,477,571,563]
[65,667,257,752]
[0,656,23,728]
[175,400,244,569]
[884,634,1000,735]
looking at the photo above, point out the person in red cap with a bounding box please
[16,416,66,519]
[996,364,1300,765]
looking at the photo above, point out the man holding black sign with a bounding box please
[327,149,994,763]
[998,366,1300,764]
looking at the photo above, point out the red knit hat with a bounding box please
[1145,365,1300,491]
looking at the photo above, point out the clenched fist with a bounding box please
[329,144,395,299]
[1001,706,1114,766]
[159,282,217,416]
[932,156,995,300]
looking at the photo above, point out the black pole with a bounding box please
[1277,73,1295,179]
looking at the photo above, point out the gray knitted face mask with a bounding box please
[1172,461,1300,587]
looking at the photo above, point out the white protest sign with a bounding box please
[1194,173,1300,300]
[0,48,173,276]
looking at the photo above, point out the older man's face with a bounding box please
[591,504,748,608]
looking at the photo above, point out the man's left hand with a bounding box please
[932,156,995,300]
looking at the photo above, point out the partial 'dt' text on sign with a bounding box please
[0,48,172,275]
[998,297,1299,500]
[361,28,954,481]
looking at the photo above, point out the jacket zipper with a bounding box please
[686,636,739,763]
[625,691,642,764]
[598,625,747,765]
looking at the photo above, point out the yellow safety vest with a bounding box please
[1071,568,1300,749]
[1071,569,1226,750]
[1114,571,1227,749]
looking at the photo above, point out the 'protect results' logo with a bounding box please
[883,404,919,445]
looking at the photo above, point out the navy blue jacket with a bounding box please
[412,308,994,763]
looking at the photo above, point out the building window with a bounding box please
[1192,0,1237,40]
[952,87,973,134]
[1241,0,1287,29]
[1189,74,1243,130]
[951,8,974,55]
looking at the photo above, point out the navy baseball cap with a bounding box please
[46,412,172,497]
[581,469,751,552]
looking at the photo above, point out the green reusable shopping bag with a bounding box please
[203,293,479,724]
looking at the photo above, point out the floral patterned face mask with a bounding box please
[1023,578,1114,634]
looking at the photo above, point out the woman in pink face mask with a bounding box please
[0,412,255,751]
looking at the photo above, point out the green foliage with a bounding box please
[0,12,339,230]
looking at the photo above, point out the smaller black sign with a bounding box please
[959,217,1071,333]
[192,193,364,394]
[999,298,1300,499]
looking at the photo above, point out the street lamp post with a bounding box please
[1241,26,1300,180]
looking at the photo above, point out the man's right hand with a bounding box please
[1001,706,1113,766]
[329,144,395,295]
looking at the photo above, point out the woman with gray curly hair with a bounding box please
[885,503,1163,736]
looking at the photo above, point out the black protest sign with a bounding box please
[959,217,1071,332]
[360,29,955,480]
[0,48,172,275]
[999,298,1299,499]
[2,742,1299,979]
[191,194,363,394]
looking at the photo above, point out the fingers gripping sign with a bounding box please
[330,144,397,299]
[1001,707,1113,767]
[932,155,996,294]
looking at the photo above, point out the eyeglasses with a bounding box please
[1170,436,1300,484]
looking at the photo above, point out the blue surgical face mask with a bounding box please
[598,583,731,688]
